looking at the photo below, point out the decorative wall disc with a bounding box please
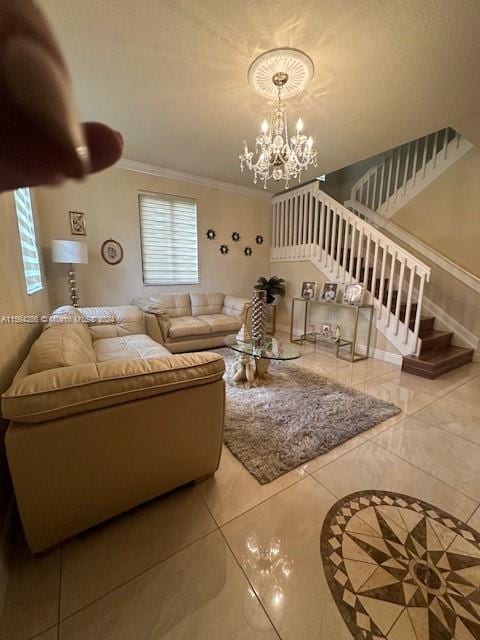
[248,48,314,100]
[101,239,123,265]
[206,229,216,240]
[244,247,253,256]
[321,490,480,640]
[255,235,264,245]
[219,244,229,255]
[232,231,241,242]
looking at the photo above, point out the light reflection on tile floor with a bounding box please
[1,336,479,640]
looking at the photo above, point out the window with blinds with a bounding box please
[139,192,199,285]
[14,188,43,295]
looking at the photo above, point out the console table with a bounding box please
[290,298,374,362]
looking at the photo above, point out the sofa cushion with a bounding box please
[2,353,225,424]
[222,295,250,320]
[76,306,145,340]
[135,294,191,318]
[190,293,224,316]
[94,335,171,362]
[196,314,242,334]
[168,316,210,339]
[29,324,95,374]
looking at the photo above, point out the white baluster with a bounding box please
[293,195,298,258]
[371,238,379,301]
[432,131,439,169]
[307,193,313,256]
[318,199,326,265]
[413,274,426,354]
[313,197,319,258]
[348,223,357,282]
[412,139,419,188]
[324,203,332,268]
[385,249,397,327]
[393,148,402,203]
[394,258,405,335]
[403,265,416,343]
[342,214,350,280]
[422,135,429,178]
[456,131,461,149]
[377,244,388,319]
[443,128,449,159]
[402,142,410,196]
[363,232,371,287]
[330,208,338,271]
[279,201,285,258]
[384,154,394,213]
[355,228,363,281]
[335,209,344,278]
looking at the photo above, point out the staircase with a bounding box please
[271,178,474,377]
[346,127,472,220]
[342,127,475,377]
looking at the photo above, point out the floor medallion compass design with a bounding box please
[321,490,480,639]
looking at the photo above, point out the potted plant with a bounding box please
[254,276,286,305]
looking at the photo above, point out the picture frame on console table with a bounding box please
[344,283,364,306]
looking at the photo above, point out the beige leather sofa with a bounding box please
[2,305,225,553]
[135,292,250,353]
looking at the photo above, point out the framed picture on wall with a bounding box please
[101,239,124,265]
[301,281,317,300]
[69,211,86,235]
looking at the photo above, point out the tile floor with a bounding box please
[1,338,480,640]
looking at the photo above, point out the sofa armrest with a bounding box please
[2,352,224,424]
[222,295,251,324]
[143,310,170,343]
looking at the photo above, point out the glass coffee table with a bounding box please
[223,334,301,383]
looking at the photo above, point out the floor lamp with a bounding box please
[51,240,88,307]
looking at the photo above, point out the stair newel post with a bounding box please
[377,242,388,320]
[413,274,426,355]
[385,249,397,328]
[403,264,416,344]
[394,256,405,335]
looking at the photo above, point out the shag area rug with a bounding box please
[216,348,401,484]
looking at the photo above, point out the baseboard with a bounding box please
[275,323,402,365]
[0,498,15,616]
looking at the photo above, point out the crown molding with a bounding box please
[115,158,273,200]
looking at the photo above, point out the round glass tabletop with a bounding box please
[223,334,301,361]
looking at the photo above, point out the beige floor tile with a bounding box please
[312,440,477,522]
[358,411,407,439]
[413,395,480,445]
[468,505,480,531]
[222,476,352,640]
[59,531,279,640]
[61,485,216,618]
[196,446,306,526]
[0,536,60,640]
[445,378,480,411]
[353,372,437,414]
[373,416,480,500]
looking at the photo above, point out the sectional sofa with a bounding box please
[2,302,232,552]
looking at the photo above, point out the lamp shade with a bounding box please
[51,240,88,264]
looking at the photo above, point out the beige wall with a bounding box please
[35,167,271,308]
[392,148,480,278]
[272,261,400,356]
[0,192,50,532]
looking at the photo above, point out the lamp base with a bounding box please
[68,264,79,307]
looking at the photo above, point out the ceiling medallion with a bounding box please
[239,47,317,189]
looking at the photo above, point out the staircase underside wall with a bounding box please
[270,259,402,363]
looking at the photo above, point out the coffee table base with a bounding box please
[231,353,271,383]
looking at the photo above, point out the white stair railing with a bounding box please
[271,182,431,355]
[349,128,472,219]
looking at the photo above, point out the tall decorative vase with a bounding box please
[251,289,267,346]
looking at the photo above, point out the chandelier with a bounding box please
[239,48,317,189]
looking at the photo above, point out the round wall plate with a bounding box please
[248,47,314,100]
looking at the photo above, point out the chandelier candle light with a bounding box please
[239,48,317,189]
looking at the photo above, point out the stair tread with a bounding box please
[404,345,473,365]
[421,330,453,343]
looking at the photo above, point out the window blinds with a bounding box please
[14,188,43,295]
[139,192,199,285]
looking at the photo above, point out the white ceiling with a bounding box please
[40,0,480,190]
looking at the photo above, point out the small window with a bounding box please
[139,192,199,285]
[14,188,43,295]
